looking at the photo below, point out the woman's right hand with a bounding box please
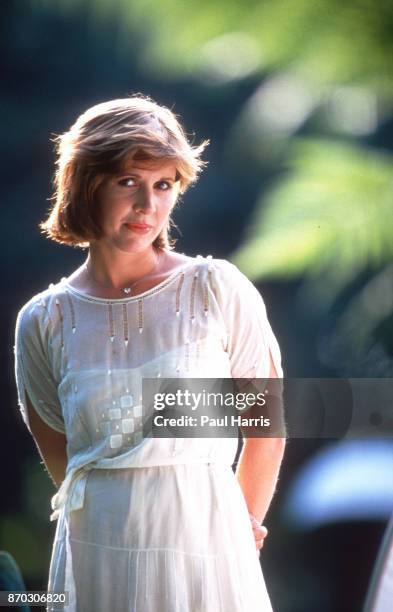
[249,513,268,554]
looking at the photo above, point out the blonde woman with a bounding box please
[14,95,285,611]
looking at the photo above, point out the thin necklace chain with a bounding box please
[84,251,161,296]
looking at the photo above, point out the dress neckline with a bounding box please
[63,259,196,304]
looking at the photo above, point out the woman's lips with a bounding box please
[124,223,153,234]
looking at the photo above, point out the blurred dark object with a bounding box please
[281,440,393,611]
[0,551,30,611]
[283,441,393,528]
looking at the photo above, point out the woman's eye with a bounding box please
[119,178,137,187]
[156,181,171,190]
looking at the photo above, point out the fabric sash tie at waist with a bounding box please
[50,459,230,522]
[50,465,94,522]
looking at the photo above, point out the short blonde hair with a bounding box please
[40,95,209,249]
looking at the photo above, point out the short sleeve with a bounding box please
[213,260,284,380]
[14,301,65,434]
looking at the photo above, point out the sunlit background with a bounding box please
[2,1,393,610]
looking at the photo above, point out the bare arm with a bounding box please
[235,356,286,524]
[25,392,68,488]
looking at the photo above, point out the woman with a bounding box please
[14,95,286,611]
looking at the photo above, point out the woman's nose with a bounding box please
[133,185,156,213]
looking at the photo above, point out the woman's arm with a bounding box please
[235,436,286,525]
[235,357,286,525]
[25,392,68,488]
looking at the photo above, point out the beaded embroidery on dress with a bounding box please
[14,256,283,612]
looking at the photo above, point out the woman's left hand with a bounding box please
[249,513,268,553]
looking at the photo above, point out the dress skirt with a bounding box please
[48,463,273,611]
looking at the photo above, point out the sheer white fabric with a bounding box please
[14,256,283,612]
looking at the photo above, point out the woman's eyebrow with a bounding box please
[118,172,176,181]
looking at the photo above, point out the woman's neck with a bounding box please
[85,244,162,290]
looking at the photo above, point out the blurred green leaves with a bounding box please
[45,0,393,90]
[232,138,393,309]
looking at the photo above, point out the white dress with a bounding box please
[14,255,283,612]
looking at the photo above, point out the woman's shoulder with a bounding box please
[180,255,257,304]
[165,252,234,279]
[183,254,237,274]
[174,253,251,290]
[196,255,250,285]
[15,277,69,326]
[195,256,266,311]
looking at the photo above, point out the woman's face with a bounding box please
[94,158,180,253]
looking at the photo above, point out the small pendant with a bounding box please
[123,287,132,295]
